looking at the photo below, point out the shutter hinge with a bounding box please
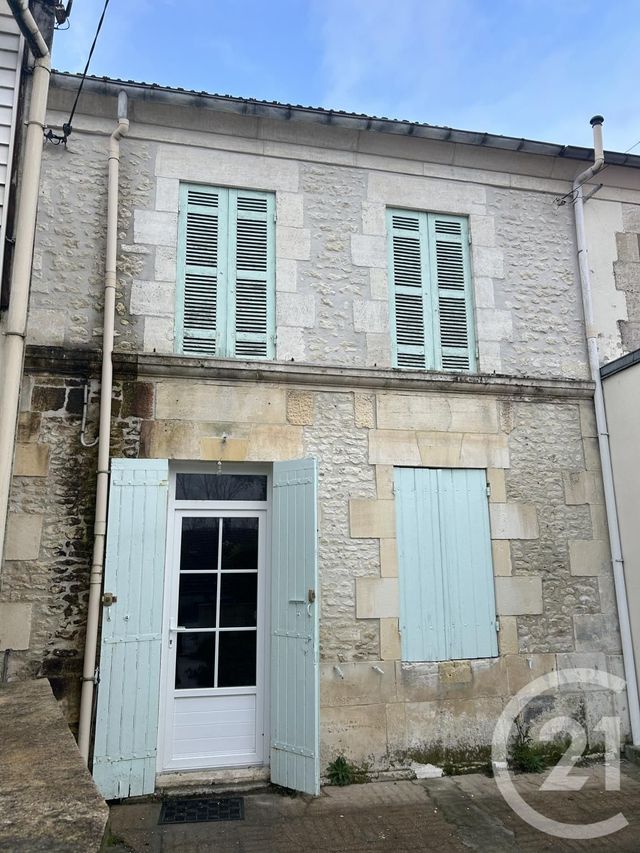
[486,483,491,497]
[495,618,500,632]
[468,231,472,245]
[273,210,277,223]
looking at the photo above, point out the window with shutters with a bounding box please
[387,209,476,372]
[176,184,275,359]
[394,468,498,662]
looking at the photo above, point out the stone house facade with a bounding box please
[3,70,640,796]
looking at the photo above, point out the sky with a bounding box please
[51,0,640,153]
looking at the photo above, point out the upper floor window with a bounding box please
[387,209,476,372]
[176,184,275,359]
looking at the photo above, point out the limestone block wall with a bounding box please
[27,83,607,380]
[4,365,627,762]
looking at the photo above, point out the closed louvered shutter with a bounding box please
[228,190,275,359]
[429,215,474,371]
[177,185,274,359]
[388,209,475,372]
[388,211,430,369]
[177,185,225,356]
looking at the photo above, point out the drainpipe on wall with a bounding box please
[77,91,129,762]
[0,2,51,569]
[573,116,640,745]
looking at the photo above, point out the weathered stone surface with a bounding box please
[569,539,611,576]
[376,394,499,433]
[155,382,287,423]
[489,504,539,539]
[320,661,396,708]
[320,703,387,769]
[488,186,589,379]
[491,540,512,576]
[379,618,401,660]
[498,616,519,654]
[355,577,399,619]
[369,429,421,466]
[303,392,379,661]
[246,424,304,461]
[349,499,395,539]
[31,385,65,413]
[4,513,43,561]
[286,389,314,425]
[494,576,543,615]
[0,603,32,650]
[353,392,375,429]
[13,444,50,477]
[0,680,108,852]
[379,538,398,578]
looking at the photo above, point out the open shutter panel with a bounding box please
[228,190,275,359]
[389,210,429,369]
[93,459,169,799]
[177,185,226,356]
[271,458,319,795]
[429,215,475,371]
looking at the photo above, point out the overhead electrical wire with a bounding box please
[45,0,111,144]
[555,136,640,206]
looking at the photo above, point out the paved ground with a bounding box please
[108,760,640,852]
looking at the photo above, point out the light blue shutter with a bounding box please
[388,209,431,369]
[92,459,169,799]
[394,467,497,661]
[271,458,319,795]
[176,184,227,356]
[428,215,476,371]
[228,190,275,359]
[388,210,475,372]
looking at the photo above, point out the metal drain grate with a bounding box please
[159,796,245,825]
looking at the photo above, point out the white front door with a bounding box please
[161,500,268,771]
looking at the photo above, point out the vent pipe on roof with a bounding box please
[573,116,640,745]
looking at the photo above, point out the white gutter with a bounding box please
[77,91,129,761]
[573,116,640,745]
[0,2,50,570]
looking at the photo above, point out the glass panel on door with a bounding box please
[175,515,258,691]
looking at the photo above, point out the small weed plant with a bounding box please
[326,755,368,786]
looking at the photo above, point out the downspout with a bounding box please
[573,116,640,745]
[0,2,51,567]
[77,91,129,761]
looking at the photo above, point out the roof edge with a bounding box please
[48,71,640,169]
[601,349,640,379]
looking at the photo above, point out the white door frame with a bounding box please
[157,463,271,774]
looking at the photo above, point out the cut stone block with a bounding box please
[286,390,314,425]
[486,468,506,502]
[569,539,610,576]
[495,576,543,615]
[355,577,399,619]
[491,540,512,576]
[369,430,421,466]
[156,382,286,423]
[498,616,518,654]
[349,499,395,539]
[563,470,605,505]
[5,514,43,561]
[13,444,49,477]
[354,393,375,429]
[379,539,398,578]
[0,603,32,650]
[380,618,401,660]
[489,503,539,539]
